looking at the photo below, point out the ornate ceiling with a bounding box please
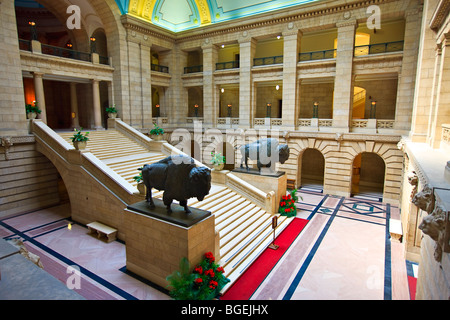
[117,0,319,32]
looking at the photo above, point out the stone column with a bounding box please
[332,20,357,132]
[394,8,422,134]
[70,82,80,129]
[92,79,103,130]
[33,72,47,124]
[167,47,187,127]
[429,34,450,147]
[239,36,257,128]
[202,41,218,128]
[282,28,301,129]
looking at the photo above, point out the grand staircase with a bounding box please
[58,129,292,293]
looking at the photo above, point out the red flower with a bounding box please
[194,278,203,285]
[280,201,286,206]
[194,266,203,274]
[205,269,215,278]
[209,280,218,289]
[205,252,215,262]
[217,267,224,273]
[285,208,289,212]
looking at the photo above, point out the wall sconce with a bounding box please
[28,21,37,40]
[66,42,73,49]
[370,101,377,119]
[90,36,96,53]
[276,85,280,91]
[221,88,224,93]
[194,104,199,117]
[227,103,232,117]
[71,112,76,119]
[266,103,272,118]
[313,101,319,118]
[277,35,281,40]
[155,104,160,117]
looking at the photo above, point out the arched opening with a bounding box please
[351,153,385,201]
[299,148,325,192]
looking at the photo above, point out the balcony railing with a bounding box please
[299,49,336,62]
[354,41,404,56]
[151,63,169,73]
[19,39,31,52]
[253,55,283,66]
[184,65,203,74]
[41,43,92,62]
[216,60,239,70]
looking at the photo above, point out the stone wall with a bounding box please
[0,136,61,218]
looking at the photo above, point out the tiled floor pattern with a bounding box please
[0,190,415,300]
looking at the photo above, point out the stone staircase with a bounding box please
[58,129,291,293]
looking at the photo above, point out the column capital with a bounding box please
[32,72,44,78]
[336,18,357,29]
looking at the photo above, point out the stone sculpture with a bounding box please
[238,138,290,172]
[419,205,447,262]
[139,155,211,213]
[412,184,434,213]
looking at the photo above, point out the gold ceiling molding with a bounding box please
[122,0,402,43]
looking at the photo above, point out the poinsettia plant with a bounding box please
[166,252,229,300]
[278,189,298,217]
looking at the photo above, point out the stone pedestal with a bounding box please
[232,167,287,208]
[124,199,215,289]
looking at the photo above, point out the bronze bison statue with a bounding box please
[239,138,290,171]
[139,155,211,213]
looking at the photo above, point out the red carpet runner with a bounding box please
[221,217,309,300]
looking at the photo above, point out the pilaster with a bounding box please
[202,40,219,128]
[332,19,357,132]
[239,36,257,128]
[395,8,422,133]
[282,28,301,129]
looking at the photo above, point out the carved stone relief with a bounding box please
[412,184,450,262]
[419,205,447,262]
[412,184,434,213]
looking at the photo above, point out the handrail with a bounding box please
[354,41,404,56]
[253,55,283,66]
[31,120,138,202]
[299,49,336,62]
[184,65,203,73]
[216,60,239,70]
[151,63,169,73]
[225,173,276,214]
[40,43,92,62]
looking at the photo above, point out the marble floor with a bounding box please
[0,189,415,300]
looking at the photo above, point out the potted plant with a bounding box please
[210,152,225,171]
[25,102,41,119]
[133,168,145,194]
[166,252,230,300]
[149,123,164,141]
[106,105,118,118]
[71,128,89,150]
[278,189,299,217]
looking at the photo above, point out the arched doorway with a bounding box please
[351,152,385,201]
[299,148,325,192]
